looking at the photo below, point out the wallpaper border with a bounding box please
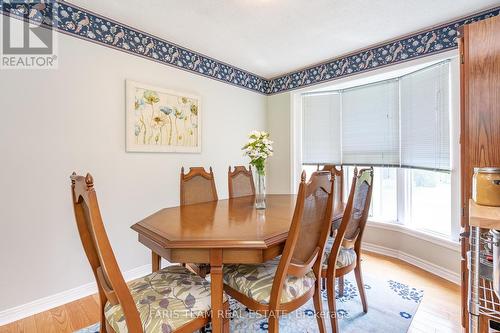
[1,0,270,94]
[1,1,499,95]
[268,6,500,94]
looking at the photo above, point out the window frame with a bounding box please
[292,54,461,242]
[312,164,453,238]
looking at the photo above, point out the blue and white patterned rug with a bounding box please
[76,272,423,333]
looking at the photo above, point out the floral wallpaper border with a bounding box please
[1,0,269,94]
[268,6,500,94]
[1,1,499,95]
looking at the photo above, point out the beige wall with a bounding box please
[266,93,292,194]
[363,225,460,278]
[0,33,267,311]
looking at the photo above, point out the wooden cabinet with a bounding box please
[460,15,500,332]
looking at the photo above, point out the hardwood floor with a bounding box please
[362,252,461,333]
[0,251,461,333]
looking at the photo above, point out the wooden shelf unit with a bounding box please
[469,200,500,229]
[459,14,500,333]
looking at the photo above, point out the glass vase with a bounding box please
[254,170,266,210]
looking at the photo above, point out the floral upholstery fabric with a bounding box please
[105,265,219,333]
[323,237,357,269]
[223,257,316,304]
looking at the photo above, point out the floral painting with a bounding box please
[126,81,201,152]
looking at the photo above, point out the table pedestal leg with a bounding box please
[210,249,224,333]
[152,251,161,272]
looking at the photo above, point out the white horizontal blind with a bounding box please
[401,62,450,171]
[302,93,341,164]
[342,80,399,166]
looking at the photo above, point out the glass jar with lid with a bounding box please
[473,168,500,206]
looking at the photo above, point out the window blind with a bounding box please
[341,80,400,166]
[400,62,450,171]
[302,92,341,164]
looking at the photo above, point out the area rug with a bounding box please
[75,272,423,333]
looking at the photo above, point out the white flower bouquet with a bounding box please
[242,131,273,176]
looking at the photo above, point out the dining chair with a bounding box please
[180,166,218,205]
[223,171,335,333]
[228,165,255,198]
[180,166,218,277]
[322,167,374,333]
[70,172,229,333]
[318,165,345,291]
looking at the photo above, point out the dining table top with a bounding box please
[131,194,346,333]
[131,194,345,250]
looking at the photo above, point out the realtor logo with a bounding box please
[1,0,58,69]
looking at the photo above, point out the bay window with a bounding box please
[342,80,399,166]
[302,92,341,164]
[300,60,454,239]
[405,169,451,236]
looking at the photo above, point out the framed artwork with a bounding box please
[126,80,201,153]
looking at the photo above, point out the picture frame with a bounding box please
[126,80,201,153]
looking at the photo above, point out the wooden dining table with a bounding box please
[131,194,345,333]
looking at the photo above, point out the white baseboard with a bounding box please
[0,264,152,326]
[362,242,461,285]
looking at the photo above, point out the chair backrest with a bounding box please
[344,167,373,244]
[319,165,343,216]
[228,165,255,198]
[180,167,218,205]
[269,171,334,308]
[70,173,143,332]
[327,167,374,269]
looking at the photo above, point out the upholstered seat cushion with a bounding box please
[105,265,217,333]
[323,237,357,269]
[223,257,316,304]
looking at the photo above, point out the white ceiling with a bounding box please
[69,0,500,78]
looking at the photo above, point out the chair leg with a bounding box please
[338,276,344,297]
[101,317,109,333]
[268,316,280,333]
[96,287,108,333]
[354,264,368,313]
[313,287,326,333]
[223,317,230,333]
[327,275,339,333]
[200,264,211,278]
[152,251,161,272]
[185,263,210,278]
[198,265,207,278]
[223,301,230,333]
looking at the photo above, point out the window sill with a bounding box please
[366,220,460,252]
